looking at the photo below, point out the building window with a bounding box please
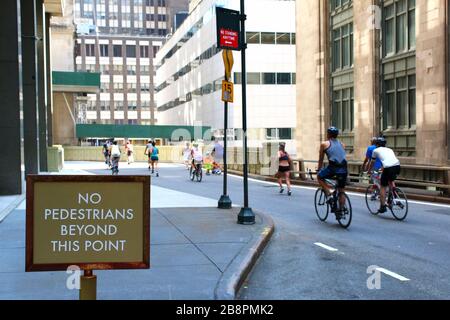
[247,73,261,84]
[99,44,109,57]
[277,73,291,85]
[85,44,95,56]
[113,83,124,91]
[266,128,293,140]
[246,32,260,44]
[331,0,352,11]
[140,46,149,58]
[262,73,276,85]
[127,65,137,75]
[113,65,123,73]
[114,101,124,111]
[332,23,353,71]
[128,101,137,111]
[126,45,136,57]
[127,83,137,93]
[384,0,416,57]
[383,75,416,129]
[260,32,275,44]
[276,33,290,45]
[332,87,354,133]
[113,45,122,57]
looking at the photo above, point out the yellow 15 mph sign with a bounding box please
[222,80,234,103]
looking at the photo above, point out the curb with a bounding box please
[0,194,25,223]
[214,211,275,300]
[228,170,450,205]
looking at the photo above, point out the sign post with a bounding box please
[25,175,151,300]
[216,7,241,210]
[215,3,255,223]
[218,49,233,209]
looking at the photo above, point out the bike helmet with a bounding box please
[327,126,339,137]
[376,137,387,147]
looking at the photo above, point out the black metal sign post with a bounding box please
[218,51,233,209]
[236,0,255,225]
[215,3,254,223]
[216,7,240,210]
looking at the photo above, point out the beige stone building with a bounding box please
[296,0,449,187]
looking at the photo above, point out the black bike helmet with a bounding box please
[376,137,387,147]
[327,126,339,137]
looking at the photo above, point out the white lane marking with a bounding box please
[375,267,410,282]
[314,242,339,252]
[228,173,450,209]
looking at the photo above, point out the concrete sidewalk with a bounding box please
[0,164,274,300]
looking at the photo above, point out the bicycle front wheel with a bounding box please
[337,193,352,229]
[189,167,195,181]
[365,185,380,215]
[390,187,408,221]
[314,189,329,222]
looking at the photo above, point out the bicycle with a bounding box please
[189,161,203,182]
[314,177,352,229]
[365,172,408,221]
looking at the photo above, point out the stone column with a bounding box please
[21,0,40,175]
[415,0,448,165]
[0,0,23,195]
[295,0,329,166]
[353,0,381,159]
[36,0,48,171]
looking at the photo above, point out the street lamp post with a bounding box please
[237,0,255,225]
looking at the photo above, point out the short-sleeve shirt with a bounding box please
[146,143,153,155]
[372,147,400,169]
[366,145,382,170]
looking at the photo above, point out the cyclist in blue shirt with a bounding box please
[363,137,382,172]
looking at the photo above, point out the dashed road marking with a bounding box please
[314,242,339,252]
[375,267,410,281]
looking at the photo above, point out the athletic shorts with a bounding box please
[318,165,348,189]
[151,156,159,161]
[278,166,290,173]
[380,165,400,187]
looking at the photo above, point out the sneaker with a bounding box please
[279,188,284,194]
[156,172,159,177]
[378,205,387,214]
[287,190,292,196]
[370,193,377,201]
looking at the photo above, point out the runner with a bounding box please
[144,139,154,171]
[125,140,134,165]
[150,141,159,177]
[276,142,292,196]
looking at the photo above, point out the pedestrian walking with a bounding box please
[276,142,292,196]
[212,139,224,170]
[183,142,191,170]
[125,140,134,164]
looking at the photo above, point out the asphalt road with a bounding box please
[84,162,450,300]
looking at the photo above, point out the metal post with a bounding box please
[218,73,232,209]
[79,269,97,300]
[237,0,255,224]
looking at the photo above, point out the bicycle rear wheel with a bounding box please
[337,193,352,229]
[390,187,408,221]
[365,185,380,215]
[196,165,203,182]
[314,188,329,222]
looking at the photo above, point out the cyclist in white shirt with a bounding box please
[368,137,401,214]
[191,143,203,170]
